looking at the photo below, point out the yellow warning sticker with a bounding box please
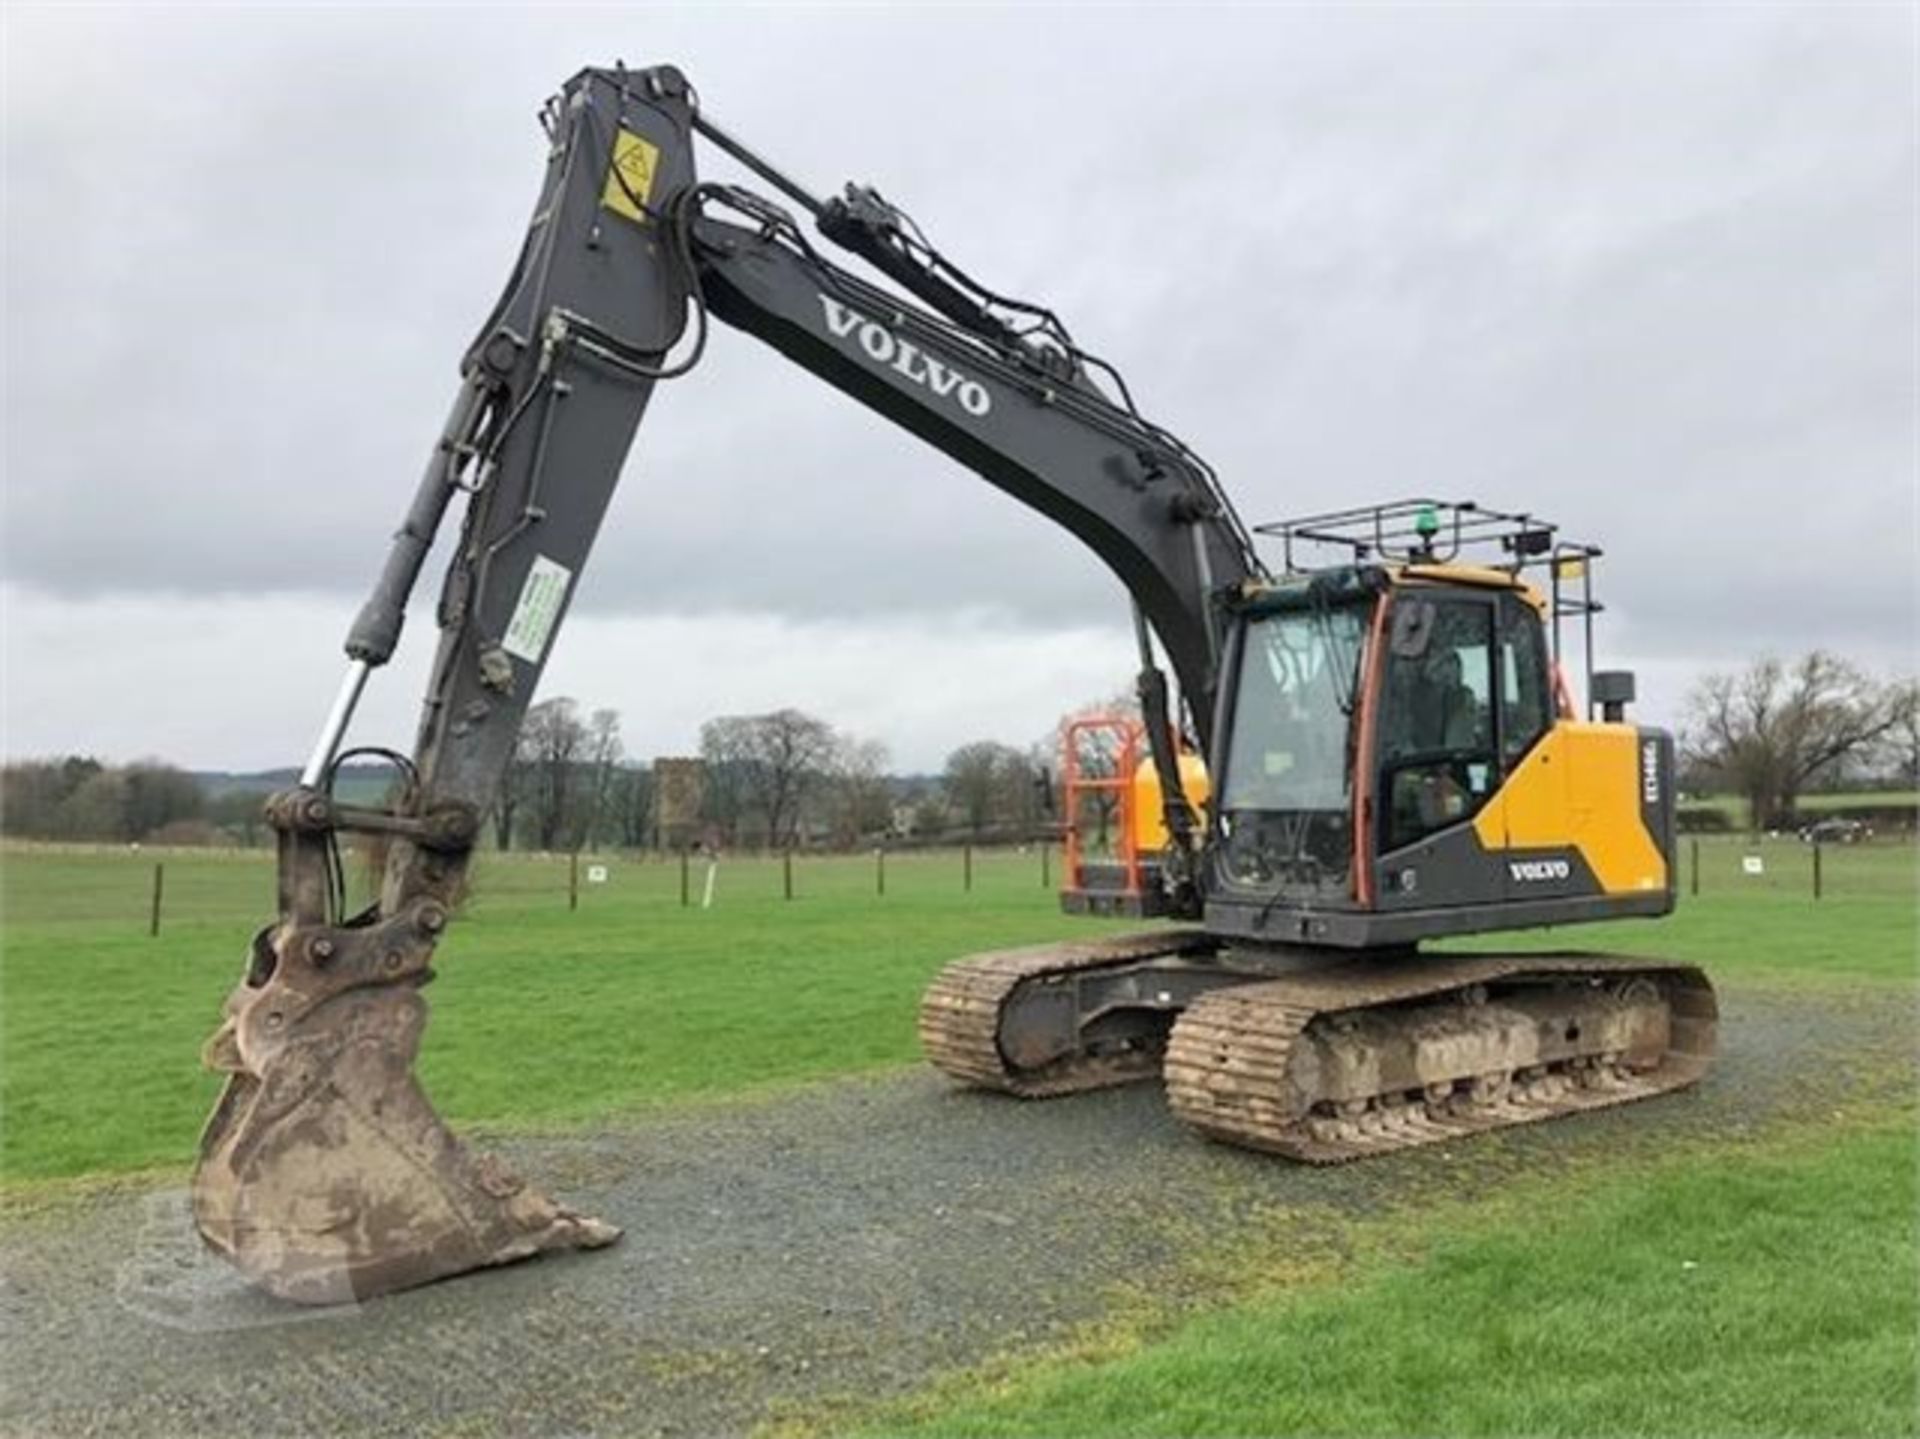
[601,128,661,223]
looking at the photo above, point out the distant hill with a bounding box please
[195,764,397,805]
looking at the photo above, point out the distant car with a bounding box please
[1798,818,1870,844]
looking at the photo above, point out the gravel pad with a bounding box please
[0,983,1910,1437]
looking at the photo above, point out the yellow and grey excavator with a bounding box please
[193,63,1715,1305]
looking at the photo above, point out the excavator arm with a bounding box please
[194,63,1260,1303]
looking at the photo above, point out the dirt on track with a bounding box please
[1,982,1911,1438]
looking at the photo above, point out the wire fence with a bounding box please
[0,842,1065,934]
[2,834,1911,937]
[1677,833,1914,900]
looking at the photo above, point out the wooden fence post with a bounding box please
[679,848,690,907]
[1813,840,1823,900]
[1690,837,1699,897]
[569,851,579,912]
[149,862,164,937]
[876,847,886,897]
[963,843,973,892]
[1040,842,1050,889]
[784,847,794,901]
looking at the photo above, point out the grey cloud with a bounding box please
[4,6,1912,669]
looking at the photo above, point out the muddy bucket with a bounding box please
[193,923,618,1305]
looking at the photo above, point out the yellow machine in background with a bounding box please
[1131,746,1212,854]
[1057,717,1211,915]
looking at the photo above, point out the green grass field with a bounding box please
[0,844,1124,1180]
[0,838,1913,1182]
[861,1121,1917,1437]
[2,838,1915,1436]
[1680,790,1919,828]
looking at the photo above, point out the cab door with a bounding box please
[1369,589,1505,909]
[1484,591,1565,900]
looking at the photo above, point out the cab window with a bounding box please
[1498,595,1551,766]
[1221,605,1367,813]
[1379,597,1496,852]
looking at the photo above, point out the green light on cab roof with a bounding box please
[1415,505,1440,538]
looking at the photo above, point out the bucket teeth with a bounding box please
[193,979,618,1305]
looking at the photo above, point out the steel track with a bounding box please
[921,941,1717,1160]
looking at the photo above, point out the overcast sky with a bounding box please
[3,5,1913,773]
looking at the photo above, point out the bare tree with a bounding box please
[1,759,83,836]
[493,740,526,850]
[942,741,1036,838]
[63,769,131,840]
[0,756,203,842]
[522,697,588,851]
[826,736,893,846]
[123,762,204,838]
[910,791,951,839]
[210,788,273,847]
[699,709,839,848]
[943,741,1005,837]
[1883,679,1920,789]
[580,707,624,850]
[1683,652,1903,830]
[612,765,655,849]
[697,719,752,845]
[999,747,1046,833]
[1025,739,1058,825]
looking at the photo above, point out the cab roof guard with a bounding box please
[1254,499,1612,717]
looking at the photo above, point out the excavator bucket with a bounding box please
[192,927,617,1305]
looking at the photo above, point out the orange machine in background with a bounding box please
[1060,715,1211,918]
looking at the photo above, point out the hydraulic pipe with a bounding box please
[690,112,826,218]
[344,376,489,668]
[299,659,371,788]
[1132,605,1198,859]
[307,372,490,790]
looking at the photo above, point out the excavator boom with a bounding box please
[194,64,1259,1303]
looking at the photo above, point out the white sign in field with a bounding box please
[1742,856,1765,876]
[586,864,609,884]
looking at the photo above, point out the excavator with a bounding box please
[193,63,1716,1305]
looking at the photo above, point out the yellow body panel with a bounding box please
[1397,563,1549,615]
[1131,751,1212,853]
[1473,723,1666,895]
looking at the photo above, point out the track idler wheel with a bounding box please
[192,921,618,1305]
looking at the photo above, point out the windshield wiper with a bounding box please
[1310,597,1360,716]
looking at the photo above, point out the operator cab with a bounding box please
[1199,500,1674,948]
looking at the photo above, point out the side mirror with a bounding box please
[1592,670,1636,723]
